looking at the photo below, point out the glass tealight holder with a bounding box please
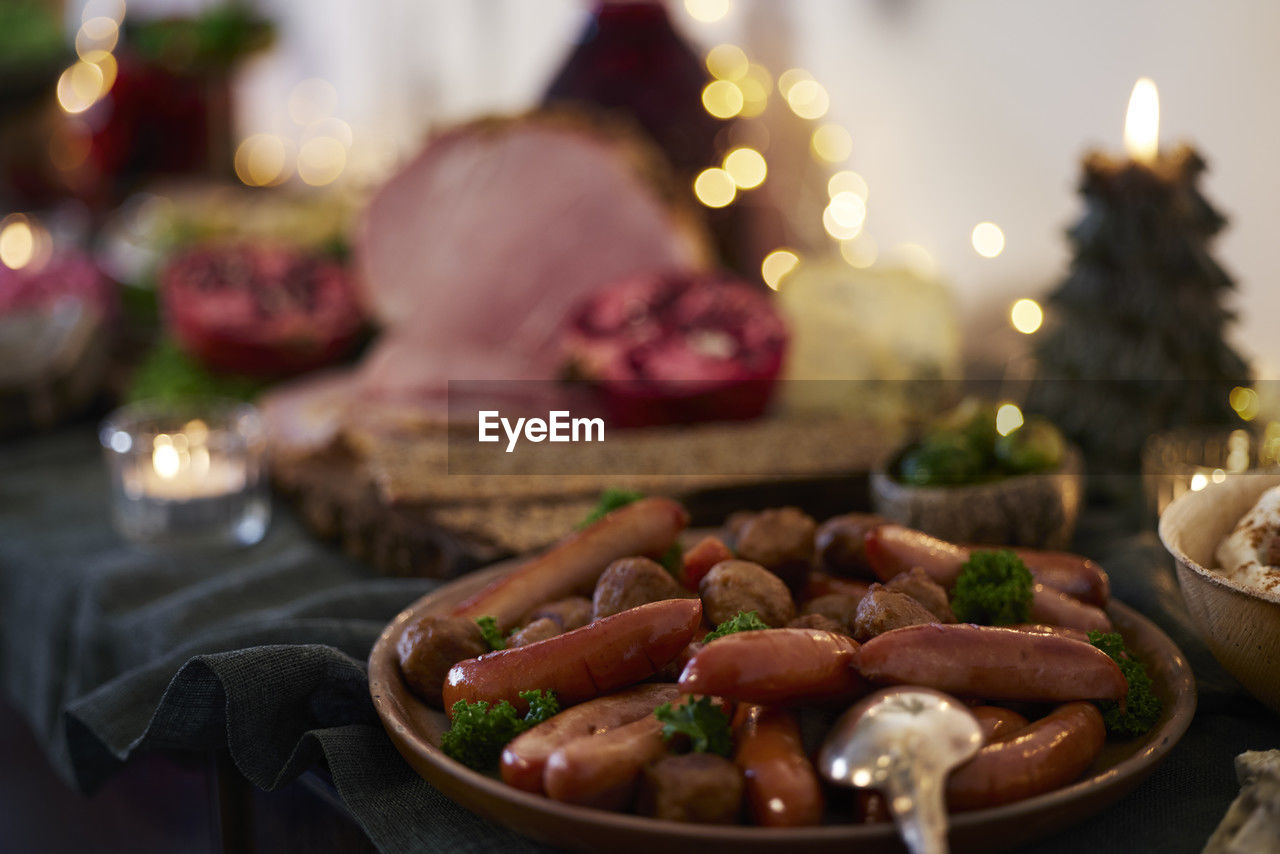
[99,398,270,549]
[1142,424,1280,518]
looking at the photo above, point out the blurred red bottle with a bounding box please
[544,0,720,178]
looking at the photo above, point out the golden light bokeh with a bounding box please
[811,124,852,163]
[761,249,799,290]
[693,168,736,208]
[0,216,35,270]
[705,44,748,81]
[971,221,1006,258]
[1230,386,1260,421]
[76,16,119,58]
[81,0,126,24]
[777,68,813,98]
[822,192,866,240]
[288,78,339,127]
[995,403,1024,437]
[840,234,878,269]
[893,243,937,278]
[684,0,731,23]
[1010,298,1044,335]
[56,61,107,114]
[722,147,767,189]
[234,134,291,187]
[736,64,772,118]
[785,79,829,119]
[827,171,868,201]
[701,79,744,119]
[297,136,347,186]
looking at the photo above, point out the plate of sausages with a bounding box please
[369,497,1195,853]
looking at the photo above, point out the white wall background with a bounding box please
[123,0,1280,372]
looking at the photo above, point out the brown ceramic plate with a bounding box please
[369,561,1195,853]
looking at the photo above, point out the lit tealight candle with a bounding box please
[101,401,269,548]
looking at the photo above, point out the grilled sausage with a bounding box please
[500,684,680,793]
[733,704,824,827]
[443,598,701,714]
[855,623,1128,703]
[679,628,866,705]
[946,703,1106,811]
[452,497,689,630]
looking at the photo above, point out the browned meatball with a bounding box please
[593,557,688,619]
[815,513,887,578]
[396,615,487,705]
[721,510,758,548]
[852,583,939,641]
[800,592,862,635]
[885,566,956,623]
[507,617,561,647]
[528,596,593,632]
[734,507,817,590]
[699,560,795,627]
[638,754,744,824]
[787,613,846,634]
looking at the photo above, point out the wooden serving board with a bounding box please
[273,414,893,579]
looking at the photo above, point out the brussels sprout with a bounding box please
[994,416,1065,474]
[898,433,985,486]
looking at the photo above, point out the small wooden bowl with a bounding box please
[1158,472,1280,714]
[870,446,1083,549]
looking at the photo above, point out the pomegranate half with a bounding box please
[563,271,788,427]
[160,243,363,378]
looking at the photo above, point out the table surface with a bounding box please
[2,427,1278,854]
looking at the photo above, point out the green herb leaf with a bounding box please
[950,550,1034,625]
[702,610,771,644]
[475,616,506,651]
[440,690,560,771]
[1088,631,1163,738]
[654,696,732,757]
[577,488,646,530]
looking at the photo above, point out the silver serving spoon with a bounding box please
[819,687,983,854]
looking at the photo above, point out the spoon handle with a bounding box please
[886,762,950,854]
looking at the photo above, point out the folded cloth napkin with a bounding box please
[1,429,1277,854]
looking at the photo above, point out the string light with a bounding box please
[56,61,106,114]
[777,68,813,98]
[693,168,736,208]
[737,64,772,118]
[840,234,878,269]
[1010,298,1044,334]
[684,0,731,23]
[234,134,291,187]
[297,136,347,186]
[822,192,866,240]
[811,124,852,163]
[995,403,1024,437]
[0,216,34,270]
[828,171,868,201]
[1189,472,1208,492]
[1230,386,1260,421]
[722,147,766,189]
[892,243,937,278]
[75,16,119,58]
[785,79,829,119]
[705,44,748,81]
[971,222,1005,258]
[288,78,339,127]
[701,80,744,119]
[761,249,799,290]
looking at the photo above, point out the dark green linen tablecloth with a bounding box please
[1,429,1277,853]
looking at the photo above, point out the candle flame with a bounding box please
[1124,77,1160,165]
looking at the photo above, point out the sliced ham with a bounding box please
[261,114,706,456]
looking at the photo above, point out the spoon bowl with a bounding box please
[819,688,983,854]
